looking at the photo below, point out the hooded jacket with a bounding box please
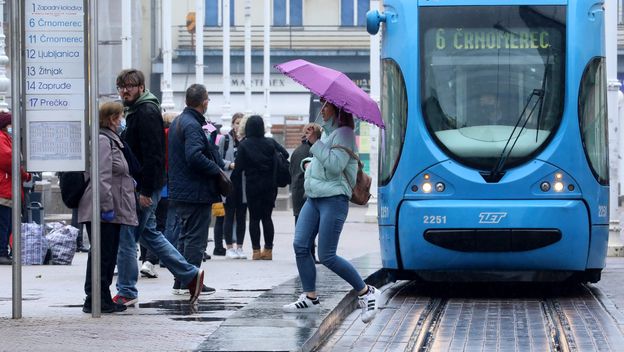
[303,116,357,199]
[233,116,288,207]
[122,90,166,197]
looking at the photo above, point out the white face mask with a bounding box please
[117,118,126,134]
[6,127,12,135]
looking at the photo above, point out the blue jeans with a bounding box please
[175,202,212,268]
[0,205,11,257]
[293,195,366,293]
[116,189,199,299]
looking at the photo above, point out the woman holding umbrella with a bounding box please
[282,99,381,324]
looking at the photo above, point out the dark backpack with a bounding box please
[273,146,291,188]
[59,172,88,209]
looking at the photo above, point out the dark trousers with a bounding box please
[175,202,212,268]
[223,201,247,246]
[213,215,225,250]
[248,200,274,250]
[84,222,121,306]
[0,205,11,257]
[71,208,84,248]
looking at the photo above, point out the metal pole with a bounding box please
[121,0,132,69]
[221,0,232,132]
[263,0,271,135]
[9,0,22,319]
[365,0,381,223]
[88,0,101,317]
[195,0,204,85]
[244,0,251,113]
[161,0,175,111]
[0,0,10,111]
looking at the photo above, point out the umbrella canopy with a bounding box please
[275,59,384,128]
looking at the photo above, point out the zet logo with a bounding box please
[478,212,507,224]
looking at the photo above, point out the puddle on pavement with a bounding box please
[171,317,226,322]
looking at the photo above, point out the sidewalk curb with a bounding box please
[299,268,390,352]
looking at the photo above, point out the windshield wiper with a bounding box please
[482,88,544,183]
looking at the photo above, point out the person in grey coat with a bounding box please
[78,101,139,313]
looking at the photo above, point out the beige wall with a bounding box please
[304,0,340,26]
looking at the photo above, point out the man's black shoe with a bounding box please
[83,302,127,313]
[213,247,226,256]
[0,256,12,265]
[202,252,211,262]
[200,285,216,295]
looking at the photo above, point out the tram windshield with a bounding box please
[420,6,566,171]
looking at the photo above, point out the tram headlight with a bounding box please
[554,182,564,192]
[540,182,551,192]
[435,182,445,192]
[422,182,432,193]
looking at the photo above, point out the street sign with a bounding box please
[23,0,87,172]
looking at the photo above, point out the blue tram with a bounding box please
[367,0,608,282]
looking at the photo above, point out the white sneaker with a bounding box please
[225,248,239,259]
[283,294,321,312]
[235,247,247,259]
[358,285,381,323]
[172,288,189,295]
[140,262,158,278]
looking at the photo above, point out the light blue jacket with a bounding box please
[303,118,357,199]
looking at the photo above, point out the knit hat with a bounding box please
[0,111,11,129]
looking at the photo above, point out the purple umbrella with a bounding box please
[275,59,384,128]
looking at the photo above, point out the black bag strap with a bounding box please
[223,134,230,159]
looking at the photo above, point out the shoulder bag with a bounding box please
[330,145,372,206]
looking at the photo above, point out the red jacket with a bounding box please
[0,131,30,201]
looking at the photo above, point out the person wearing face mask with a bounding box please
[168,84,223,294]
[0,111,31,265]
[78,102,138,313]
[283,100,381,324]
[113,69,206,306]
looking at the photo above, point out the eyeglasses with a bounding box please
[116,84,139,92]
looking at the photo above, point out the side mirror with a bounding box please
[366,10,387,35]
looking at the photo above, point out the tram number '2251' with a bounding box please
[423,215,447,224]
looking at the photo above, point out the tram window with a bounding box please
[579,57,608,185]
[420,5,565,171]
[380,59,407,185]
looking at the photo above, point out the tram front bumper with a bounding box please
[389,199,599,272]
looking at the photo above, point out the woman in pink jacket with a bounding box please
[0,112,31,265]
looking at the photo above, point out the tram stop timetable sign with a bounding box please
[23,0,87,172]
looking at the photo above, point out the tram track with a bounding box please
[317,281,624,351]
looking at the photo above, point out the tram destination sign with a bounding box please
[23,0,87,171]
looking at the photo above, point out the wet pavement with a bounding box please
[4,206,624,351]
[0,207,382,352]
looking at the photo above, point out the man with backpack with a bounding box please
[113,69,205,305]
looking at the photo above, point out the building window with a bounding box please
[341,0,368,26]
[290,0,302,26]
[206,0,235,27]
[274,0,286,26]
[274,0,301,26]
[206,0,217,26]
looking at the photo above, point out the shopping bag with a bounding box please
[45,225,78,265]
[21,223,48,265]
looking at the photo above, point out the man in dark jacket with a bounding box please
[114,69,205,305]
[168,83,223,291]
